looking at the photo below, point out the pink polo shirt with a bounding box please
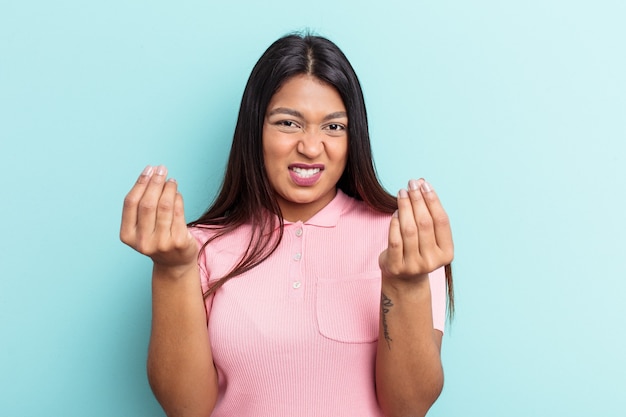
[190,190,446,417]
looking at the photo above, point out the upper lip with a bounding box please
[289,163,325,170]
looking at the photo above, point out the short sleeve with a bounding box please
[429,266,447,333]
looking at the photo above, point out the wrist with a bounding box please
[381,273,430,299]
[152,261,199,282]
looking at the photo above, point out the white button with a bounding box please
[292,281,302,289]
[293,253,302,261]
[295,228,303,237]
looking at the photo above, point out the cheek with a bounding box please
[263,145,284,172]
[262,141,284,180]
[262,139,277,166]
[332,141,349,166]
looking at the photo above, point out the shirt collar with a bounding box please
[283,189,350,228]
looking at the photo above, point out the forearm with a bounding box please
[375,276,444,417]
[148,263,218,417]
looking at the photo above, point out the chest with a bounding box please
[207,222,389,356]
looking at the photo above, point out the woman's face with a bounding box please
[263,74,348,222]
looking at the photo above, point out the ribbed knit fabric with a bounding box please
[190,190,446,417]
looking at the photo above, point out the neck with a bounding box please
[277,190,337,222]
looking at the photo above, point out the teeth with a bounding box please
[291,167,321,178]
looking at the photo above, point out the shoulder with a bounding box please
[188,225,219,242]
[340,194,392,224]
[336,194,392,239]
[188,224,254,286]
[189,224,253,252]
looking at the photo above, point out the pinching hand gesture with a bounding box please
[120,166,198,273]
[379,179,454,284]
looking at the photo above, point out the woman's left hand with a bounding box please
[379,179,454,283]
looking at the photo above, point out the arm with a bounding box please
[376,179,453,417]
[120,165,218,417]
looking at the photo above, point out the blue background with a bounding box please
[1,1,625,415]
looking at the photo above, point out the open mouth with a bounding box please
[290,167,322,178]
[288,164,324,186]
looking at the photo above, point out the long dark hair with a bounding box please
[189,33,454,318]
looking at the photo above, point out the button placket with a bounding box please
[288,222,305,298]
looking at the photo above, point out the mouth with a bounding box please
[290,166,323,178]
[288,164,324,186]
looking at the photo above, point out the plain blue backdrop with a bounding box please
[1,1,625,416]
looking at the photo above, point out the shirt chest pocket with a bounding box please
[315,272,381,344]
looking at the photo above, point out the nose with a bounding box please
[297,130,324,159]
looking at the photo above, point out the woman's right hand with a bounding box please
[120,165,199,273]
[123,166,217,415]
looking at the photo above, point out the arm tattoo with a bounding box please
[381,293,394,350]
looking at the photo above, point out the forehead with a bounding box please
[267,74,346,114]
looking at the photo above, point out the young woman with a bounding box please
[120,33,454,417]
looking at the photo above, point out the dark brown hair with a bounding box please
[189,33,454,318]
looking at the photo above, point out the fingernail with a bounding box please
[421,180,433,193]
[168,178,177,183]
[398,189,409,198]
[156,165,166,176]
[141,165,153,176]
[408,179,419,191]
[392,210,398,218]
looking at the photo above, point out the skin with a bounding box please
[120,165,216,417]
[263,74,348,222]
[120,75,453,417]
[376,181,453,417]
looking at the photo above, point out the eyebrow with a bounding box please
[267,107,348,122]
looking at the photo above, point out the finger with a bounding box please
[397,188,419,259]
[420,180,454,258]
[154,178,179,242]
[407,179,437,255]
[171,190,194,248]
[136,165,168,237]
[382,210,403,274]
[120,165,154,243]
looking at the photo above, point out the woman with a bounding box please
[120,33,454,417]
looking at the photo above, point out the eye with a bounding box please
[323,123,347,136]
[274,120,301,130]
